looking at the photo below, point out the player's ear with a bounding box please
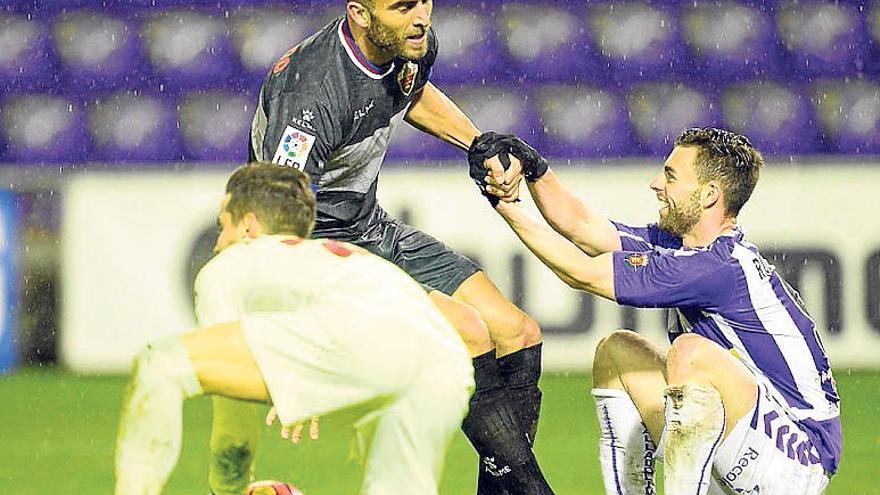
[243,212,262,239]
[702,181,722,209]
[347,1,372,29]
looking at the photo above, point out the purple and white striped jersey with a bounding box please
[611,222,842,474]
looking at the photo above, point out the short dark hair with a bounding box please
[225,162,316,237]
[674,127,764,217]
[347,0,375,10]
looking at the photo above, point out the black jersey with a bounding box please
[248,18,438,238]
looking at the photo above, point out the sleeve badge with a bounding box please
[624,253,650,270]
[397,61,419,96]
[272,125,316,170]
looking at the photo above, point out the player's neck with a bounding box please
[345,17,395,67]
[682,216,737,248]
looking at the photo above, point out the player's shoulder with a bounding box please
[423,26,439,67]
[261,18,343,102]
[646,239,734,283]
[704,227,753,262]
[195,243,249,290]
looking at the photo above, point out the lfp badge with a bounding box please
[273,125,316,170]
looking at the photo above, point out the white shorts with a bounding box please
[710,381,830,495]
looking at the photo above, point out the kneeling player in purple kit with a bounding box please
[469,128,840,494]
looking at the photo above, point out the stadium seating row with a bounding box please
[2,78,878,163]
[3,1,880,92]
[2,0,880,162]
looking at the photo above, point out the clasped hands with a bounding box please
[467,132,548,206]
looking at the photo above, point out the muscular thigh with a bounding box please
[350,211,479,296]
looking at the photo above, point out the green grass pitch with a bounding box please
[0,368,875,494]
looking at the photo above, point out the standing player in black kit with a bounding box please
[203,1,553,494]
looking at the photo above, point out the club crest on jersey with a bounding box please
[624,253,649,270]
[397,61,419,96]
[273,125,315,170]
[272,46,298,75]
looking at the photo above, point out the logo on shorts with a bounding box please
[723,447,759,485]
[273,125,316,170]
[397,61,419,96]
[624,252,649,270]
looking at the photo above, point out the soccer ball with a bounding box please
[246,480,305,495]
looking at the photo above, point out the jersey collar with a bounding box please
[338,19,396,79]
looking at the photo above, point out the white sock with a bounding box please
[662,384,725,495]
[208,397,263,495]
[115,337,203,495]
[592,388,657,495]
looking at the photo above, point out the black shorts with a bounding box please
[322,207,479,295]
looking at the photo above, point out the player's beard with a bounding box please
[659,189,702,237]
[366,21,428,61]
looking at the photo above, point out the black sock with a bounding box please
[472,350,506,398]
[498,343,544,445]
[463,350,553,495]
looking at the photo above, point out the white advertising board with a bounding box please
[61,164,880,372]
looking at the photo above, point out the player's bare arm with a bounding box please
[493,199,616,300]
[477,133,622,255]
[525,169,622,256]
[406,83,520,194]
[405,82,478,151]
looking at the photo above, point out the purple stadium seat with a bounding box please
[228,7,317,87]
[680,2,779,83]
[865,3,880,74]
[176,91,253,162]
[1,94,89,162]
[88,91,181,162]
[450,85,541,153]
[125,0,220,7]
[585,1,684,83]
[495,3,595,82]
[52,10,146,91]
[535,84,633,158]
[140,9,239,91]
[812,79,880,154]
[389,84,538,160]
[430,6,505,84]
[776,1,869,78]
[627,83,719,155]
[0,13,55,92]
[721,80,818,155]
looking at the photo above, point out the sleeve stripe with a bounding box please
[250,87,268,162]
[618,230,653,247]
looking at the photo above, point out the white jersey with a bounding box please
[194,235,473,495]
[194,235,445,331]
[194,234,470,417]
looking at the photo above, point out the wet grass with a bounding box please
[0,367,874,494]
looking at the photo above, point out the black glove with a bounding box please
[504,135,548,182]
[469,132,549,186]
[468,131,515,206]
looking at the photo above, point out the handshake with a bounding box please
[467,132,549,207]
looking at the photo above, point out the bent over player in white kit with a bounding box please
[114,163,474,495]
[468,128,840,494]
